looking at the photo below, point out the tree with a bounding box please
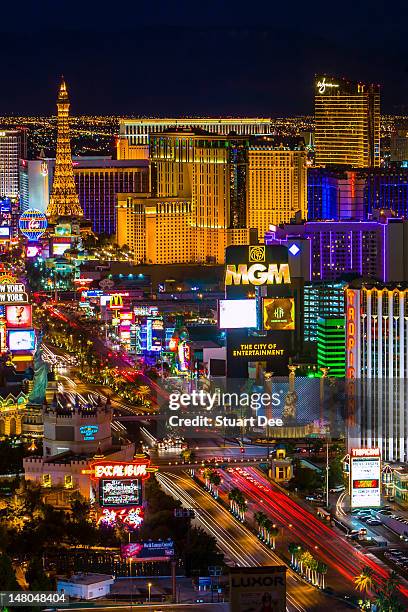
[354,566,374,594]
[26,556,53,591]
[328,456,344,488]
[183,526,223,576]
[300,550,314,580]
[373,571,404,612]
[228,488,246,521]
[316,561,328,589]
[0,553,19,590]
[254,511,268,540]
[208,470,221,498]
[288,542,302,567]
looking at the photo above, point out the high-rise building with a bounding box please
[317,317,345,377]
[314,75,380,168]
[247,137,307,240]
[21,157,148,234]
[346,281,408,379]
[265,216,408,282]
[303,282,346,343]
[46,78,84,219]
[117,131,309,263]
[308,166,408,221]
[0,129,26,199]
[390,119,408,164]
[117,117,271,160]
[19,159,49,213]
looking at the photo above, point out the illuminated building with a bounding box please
[316,316,345,377]
[117,130,256,264]
[0,129,26,199]
[265,216,408,282]
[23,397,136,502]
[308,167,408,220]
[346,281,408,379]
[46,78,84,219]
[54,158,148,235]
[346,282,408,462]
[390,119,408,164]
[247,137,307,240]
[303,282,346,343]
[315,75,380,168]
[118,117,272,160]
[19,159,49,213]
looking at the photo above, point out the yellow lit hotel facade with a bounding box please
[315,75,380,168]
[116,131,306,264]
[117,117,272,160]
[247,141,307,241]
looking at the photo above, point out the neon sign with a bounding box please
[98,506,144,529]
[346,289,356,379]
[89,458,156,480]
[225,263,291,286]
[79,425,99,441]
[19,209,48,241]
[317,77,340,94]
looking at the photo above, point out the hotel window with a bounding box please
[42,474,52,488]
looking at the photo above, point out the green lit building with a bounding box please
[317,317,345,377]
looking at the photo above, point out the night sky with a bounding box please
[2,0,407,116]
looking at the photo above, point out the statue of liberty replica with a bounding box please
[28,331,49,406]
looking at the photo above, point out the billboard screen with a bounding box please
[219,299,257,329]
[121,539,174,560]
[6,305,32,328]
[0,226,10,239]
[53,242,71,256]
[99,479,141,508]
[8,329,36,351]
[263,297,295,331]
[350,448,381,508]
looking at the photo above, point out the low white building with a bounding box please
[57,573,114,600]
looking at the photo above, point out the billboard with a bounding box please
[229,566,286,612]
[8,329,36,351]
[263,298,295,331]
[0,276,28,304]
[219,299,257,329]
[6,305,32,328]
[53,242,71,256]
[19,209,48,241]
[350,448,381,508]
[225,245,294,377]
[99,479,142,508]
[0,226,10,239]
[121,539,174,561]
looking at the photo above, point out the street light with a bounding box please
[148,582,152,602]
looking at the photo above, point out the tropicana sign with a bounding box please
[225,263,291,286]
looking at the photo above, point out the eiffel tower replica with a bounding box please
[46,77,92,236]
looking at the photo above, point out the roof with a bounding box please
[58,573,114,586]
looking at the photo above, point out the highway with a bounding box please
[218,466,408,603]
[157,471,348,612]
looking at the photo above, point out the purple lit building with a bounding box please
[265,213,408,282]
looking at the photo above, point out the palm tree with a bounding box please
[373,571,404,612]
[354,566,374,595]
[288,542,302,568]
[316,561,328,589]
[208,470,221,499]
[254,511,267,539]
[228,488,246,521]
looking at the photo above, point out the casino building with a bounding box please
[346,281,408,462]
[23,395,136,507]
[314,75,380,168]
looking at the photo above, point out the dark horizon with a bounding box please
[1,20,408,117]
